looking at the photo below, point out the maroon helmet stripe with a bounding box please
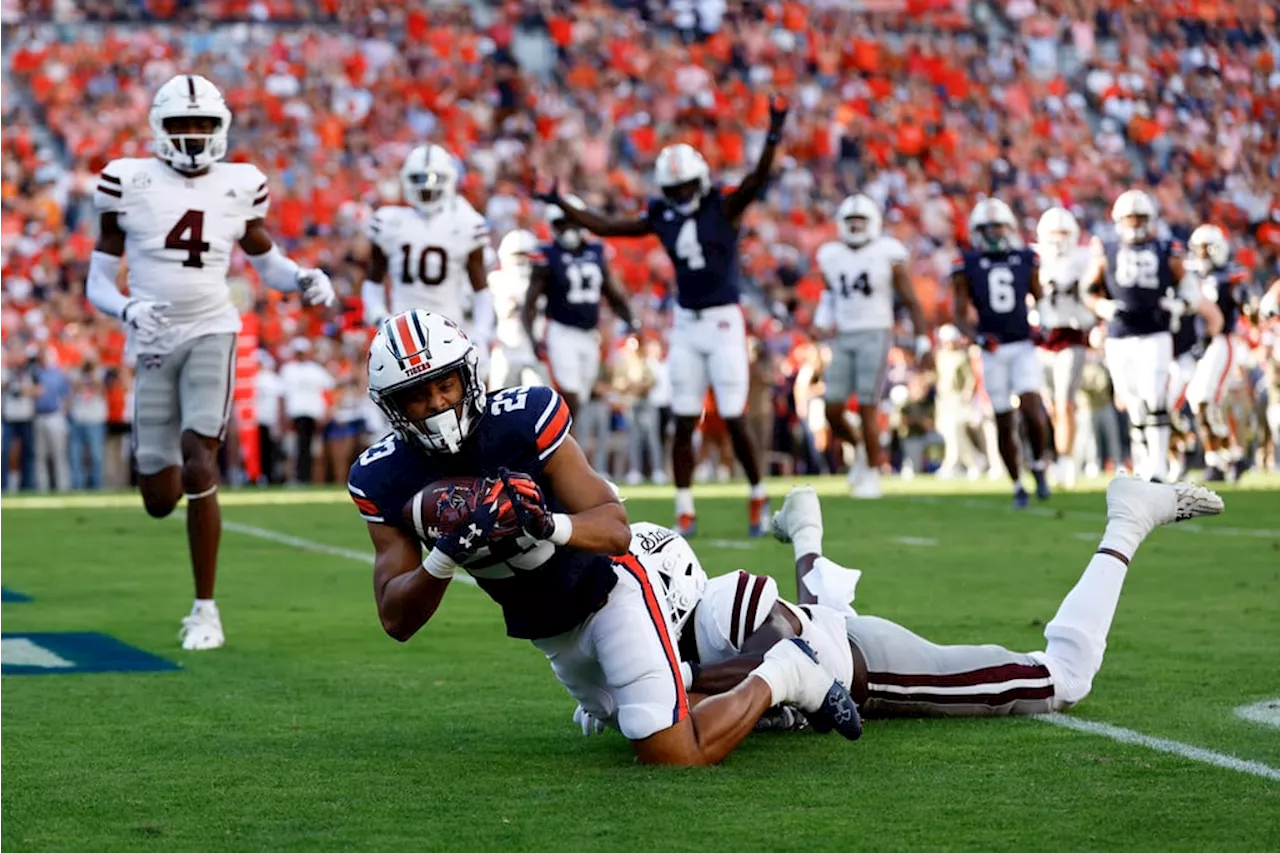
[728,571,750,648]
[742,575,768,642]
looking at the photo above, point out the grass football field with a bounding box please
[3,476,1278,852]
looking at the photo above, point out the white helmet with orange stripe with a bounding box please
[368,309,486,454]
[628,521,707,642]
[654,143,711,215]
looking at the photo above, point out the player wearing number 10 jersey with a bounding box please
[86,74,336,651]
[537,95,793,538]
[363,145,494,374]
[951,198,1052,507]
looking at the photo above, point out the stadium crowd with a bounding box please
[2,0,1278,492]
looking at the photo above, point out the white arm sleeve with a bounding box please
[247,245,301,293]
[470,286,495,346]
[86,251,130,319]
[362,279,389,325]
[813,291,835,331]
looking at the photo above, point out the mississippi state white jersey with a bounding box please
[815,237,909,332]
[488,267,537,356]
[1036,247,1094,330]
[692,571,855,690]
[367,199,490,325]
[93,157,262,351]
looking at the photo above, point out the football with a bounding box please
[402,476,517,544]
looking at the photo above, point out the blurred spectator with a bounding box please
[33,352,70,492]
[68,362,107,489]
[933,325,981,479]
[278,338,332,485]
[2,345,40,491]
[254,350,284,485]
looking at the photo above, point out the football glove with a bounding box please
[573,705,607,737]
[1093,298,1118,321]
[531,171,566,209]
[499,467,555,541]
[974,333,1000,353]
[298,267,336,307]
[121,299,171,340]
[767,93,789,143]
[433,482,520,563]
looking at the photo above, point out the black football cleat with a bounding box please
[789,638,863,740]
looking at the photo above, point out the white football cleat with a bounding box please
[853,469,882,499]
[179,605,225,651]
[1105,476,1224,534]
[770,486,823,544]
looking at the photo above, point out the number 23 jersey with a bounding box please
[93,157,265,351]
[367,199,490,325]
[346,385,618,640]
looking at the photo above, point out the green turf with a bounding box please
[3,478,1279,852]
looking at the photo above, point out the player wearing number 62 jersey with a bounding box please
[814,194,931,499]
[350,309,863,764]
[1082,190,1212,482]
[363,145,494,375]
[521,195,636,420]
[537,95,794,538]
[86,73,335,652]
[951,198,1053,507]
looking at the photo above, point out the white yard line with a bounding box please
[1036,714,1280,782]
[1234,699,1280,730]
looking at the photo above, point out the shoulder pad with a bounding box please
[346,434,409,524]
[93,158,146,213]
[489,385,573,465]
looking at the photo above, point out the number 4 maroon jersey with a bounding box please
[93,156,267,354]
[346,385,618,640]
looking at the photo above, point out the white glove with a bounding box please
[572,705,607,736]
[1159,296,1189,317]
[1093,299,1118,321]
[122,299,171,340]
[298,268,336,307]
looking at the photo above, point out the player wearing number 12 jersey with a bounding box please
[86,74,336,650]
[363,145,494,375]
[951,198,1052,507]
[537,95,792,538]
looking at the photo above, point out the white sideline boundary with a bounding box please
[221,518,1278,783]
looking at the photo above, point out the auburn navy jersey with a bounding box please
[646,186,741,310]
[535,241,609,330]
[954,248,1035,343]
[1197,263,1248,335]
[347,386,617,640]
[1102,239,1180,337]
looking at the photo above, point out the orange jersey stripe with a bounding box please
[352,496,380,516]
[615,553,690,725]
[536,398,571,453]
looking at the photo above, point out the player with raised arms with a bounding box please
[86,74,336,650]
[534,96,791,538]
[348,309,862,765]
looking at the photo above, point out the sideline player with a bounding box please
[572,480,1221,731]
[521,195,636,420]
[952,198,1052,507]
[363,144,494,371]
[814,194,930,498]
[1033,207,1093,489]
[535,96,791,537]
[86,74,336,650]
[1182,225,1241,480]
[488,229,548,390]
[1082,190,1208,482]
[347,309,862,765]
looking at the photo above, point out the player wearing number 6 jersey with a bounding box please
[951,198,1052,507]
[363,145,494,374]
[536,95,792,538]
[814,194,930,499]
[85,74,336,651]
[521,195,636,421]
[1082,190,1211,482]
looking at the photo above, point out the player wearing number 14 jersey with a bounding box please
[951,198,1053,507]
[537,95,793,537]
[86,74,336,650]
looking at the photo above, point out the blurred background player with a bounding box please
[521,195,635,422]
[537,95,790,537]
[1183,225,1245,481]
[363,144,494,378]
[1083,190,1210,482]
[1034,207,1093,489]
[814,193,930,499]
[488,229,547,391]
[952,198,1052,507]
[349,309,861,764]
[85,74,335,650]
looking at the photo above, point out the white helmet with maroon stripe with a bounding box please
[149,74,232,174]
[654,143,711,215]
[367,309,486,454]
[628,522,707,642]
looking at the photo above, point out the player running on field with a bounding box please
[535,95,792,538]
[86,74,336,651]
[487,229,548,391]
[347,309,861,765]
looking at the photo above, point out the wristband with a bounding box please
[422,548,458,580]
[549,513,573,546]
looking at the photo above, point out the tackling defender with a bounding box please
[86,74,335,650]
[536,96,792,538]
[348,309,861,766]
